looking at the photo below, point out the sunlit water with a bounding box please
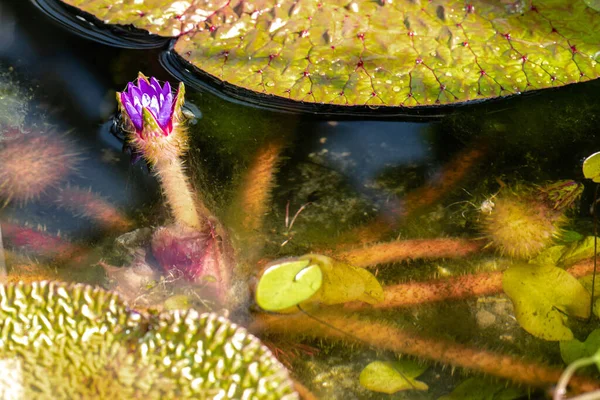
[2,1,600,399]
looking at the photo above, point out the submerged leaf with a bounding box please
[57,0,600,108]
[359,360,428,394]
[583,152,600,183]
[559,236,600,266]
[503,263,591,341]
[438,377,524,400]
[300,254,383,305]
[560,329,600,366]
[580,276,600,318]
[256,259,323,312]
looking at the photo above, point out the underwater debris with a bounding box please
[0,281,298,399]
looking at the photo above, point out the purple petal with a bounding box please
[121,93,142,130]
[157,92,174,128]
[150,77,162,93]
[138,78,157,99]
[162,81,172,97]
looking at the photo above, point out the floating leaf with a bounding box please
[438,377,524,400]
[300,254,383,305]
[359,360,428,394]
[255,259,323,312]
[560,329,600,367]
[583,152,600,183]
[503,263,591,341]
[55,0,600,109]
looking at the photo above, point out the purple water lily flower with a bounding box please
[116,73,188,165]
[119,76,175,135]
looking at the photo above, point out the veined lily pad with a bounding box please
[55,0,600,109]
[503,263,591,341]
[359,360,428,394]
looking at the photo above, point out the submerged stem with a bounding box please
[154,158,201,229]
[252,311,600,393]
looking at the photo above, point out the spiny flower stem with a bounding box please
[154,158,202,229]
[252,311,600,393]
[334,238,483,268]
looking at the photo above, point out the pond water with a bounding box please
[2,1,600,399]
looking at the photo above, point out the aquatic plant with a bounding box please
[36,0,600,110]
[117,73,199,229]
[0,281,298,399]
[4,73,600,398]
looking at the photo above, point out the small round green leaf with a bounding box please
[256,259,323,311]
[359,360,428,394]
[583,152,600,182]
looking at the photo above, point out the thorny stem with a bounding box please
[334,238,483,268]
[154,158,201,229]
[554,353,600,400]
[235,140,283,234]
[252,311,600,393]
[345,258,600,310]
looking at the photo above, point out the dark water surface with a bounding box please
[2,0,600,398]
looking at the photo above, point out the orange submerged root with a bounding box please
[56,187,133,232]
[251,312,600,393]
[335,238,483,268]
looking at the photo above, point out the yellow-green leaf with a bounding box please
[583,152,600,183]
[300,254,383,305]
[255,259,323,312]
[503,263,591,341]
[359,360,428,394]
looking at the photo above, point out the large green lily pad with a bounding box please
[0,281,297,399]
[58,0,600,108]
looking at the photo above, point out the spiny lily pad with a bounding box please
[256,259,323,312]
[299,254,383,305]
[56,0,600,109]
[359,360,428,394]
[0,281,298,399]
[438,377,524,400]
[502,263,591,341]
[583,152,600,183]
